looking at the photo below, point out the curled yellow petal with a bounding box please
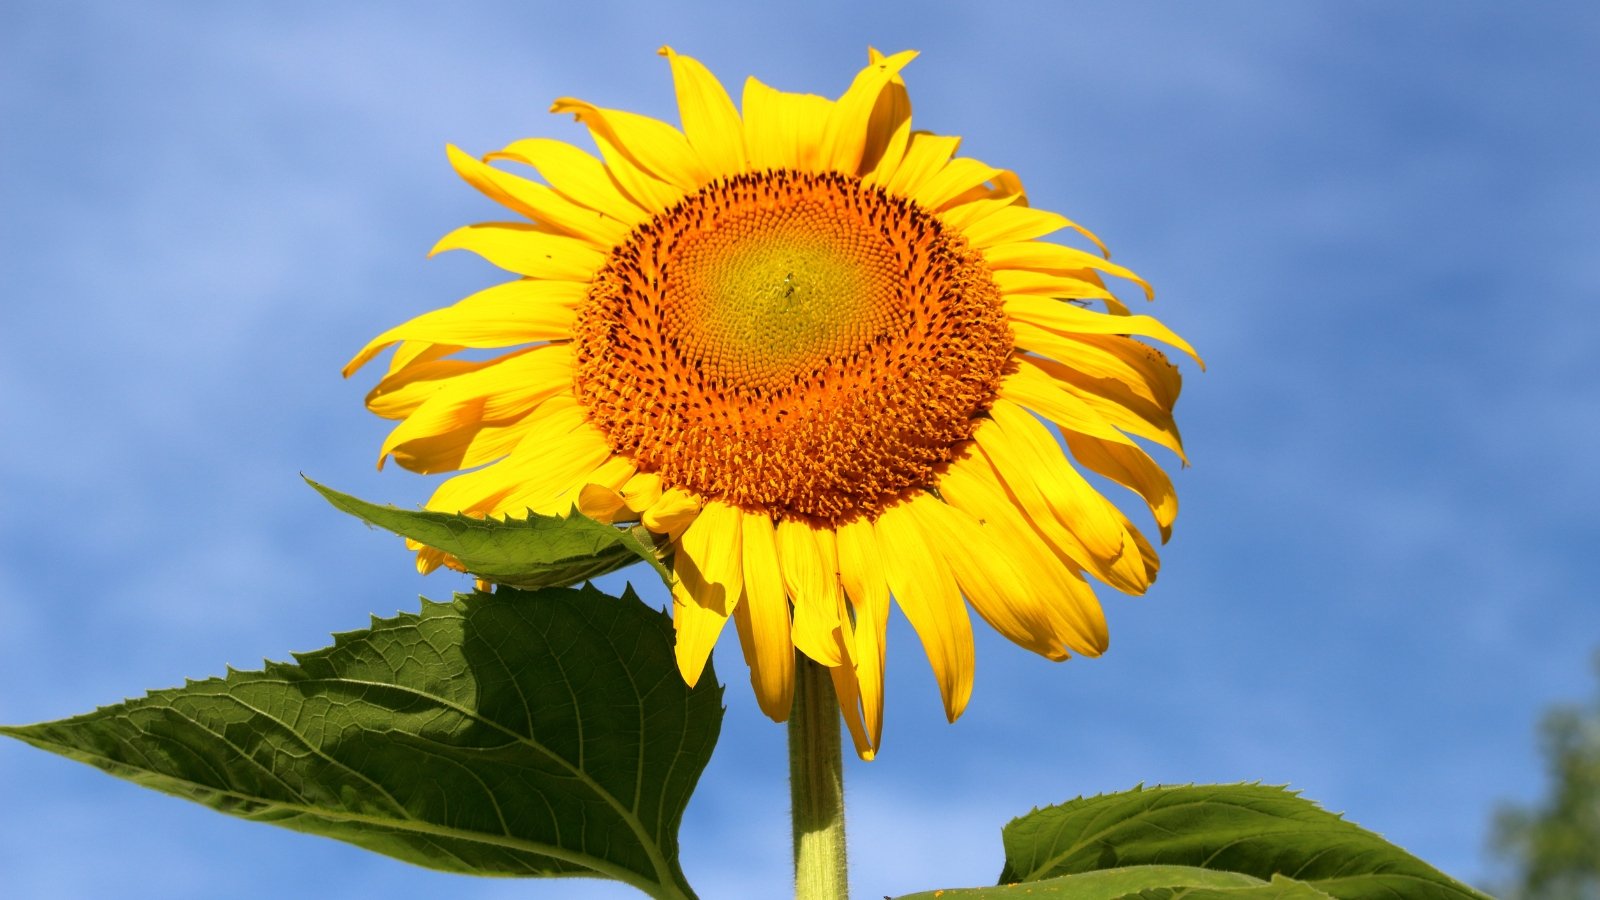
[659,46,747,175]
[776,519,844,667]
[642,488,702,541]
[820,49,918,175]
[1064,432,1178,542]
[860,47,913,183]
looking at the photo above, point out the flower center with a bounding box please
[572,169,1011,524]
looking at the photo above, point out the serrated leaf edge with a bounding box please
[0,588,702,900]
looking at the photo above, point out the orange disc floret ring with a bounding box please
[571,169,1013,525]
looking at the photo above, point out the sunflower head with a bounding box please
[346,47,1200,760]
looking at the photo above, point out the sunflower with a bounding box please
[345,48,1198,760]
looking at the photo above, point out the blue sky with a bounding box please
[3,2,1597,897]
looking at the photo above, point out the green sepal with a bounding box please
[1,585,720,900]
[307,477,672,589]
[991,783,1490,900]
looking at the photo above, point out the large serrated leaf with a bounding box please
[307,478,672,589]
[1121,874,1335,899]
[995,784,1490,900]
[895,864,1270,899]
[1,585,720,900]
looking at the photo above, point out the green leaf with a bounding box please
[1,585,720,900]
[1119,874,1336,899]
[307,477,672,590]
[994,784,1491,900]
[894,864,1270,899]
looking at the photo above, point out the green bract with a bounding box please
[309,477,672,589]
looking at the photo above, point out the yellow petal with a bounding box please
[363,350,512,420]
[422,405,605,516]
[376,346,573,471]
[993,268,1121,305]
[737,511,795,721]
[987,241,1153,302]
[1005,294,1201,367]
[414,544,450,575]
[445,144,629,247]
[874,132,960,195]
[343,280,583,376]
[961,205,1109,256]
[489,137,649,227]
[672,500,743,615]
[1015,331,1181,410]
[936,455,1110,656]
[384,340,458,378]
[577,483,627,523]
[820,49,918,175]
[935,194,1025,235]
[1119,505,1161,585]
[658,47,746,175]
[672,575,731,688]
[550,97,709,190]
[574,456,638,524]
[462,418,612,517]
[642,487,702,541]
[875,498,975,722]
[776,519,844,667]
[834,518,889,749]
[998,359,1142,449]
[430,223,606,281]
[860,48,913,183]
[978,401,1151,593]
[911,157,1007,211]
[389,407,544,475]
[937,168,1025,210]
[913,495,1066,660]
[619,471,664,516]
[829,659,876,761]
[1016,352,1187,461]
[1064,432,1178,541]
[742,76,834,173]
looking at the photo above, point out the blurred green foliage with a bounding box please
[1488,652,1600,899]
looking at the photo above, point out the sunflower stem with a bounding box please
[789,655,848,900]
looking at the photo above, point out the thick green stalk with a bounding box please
[789,655,848,900]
